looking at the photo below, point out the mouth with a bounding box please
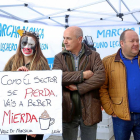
[22,48,33,54]
[65,45,69,48]
[132,46,138,50]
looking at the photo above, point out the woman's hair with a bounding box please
[12,31,48,70]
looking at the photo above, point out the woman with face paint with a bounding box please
[4,30,50,140]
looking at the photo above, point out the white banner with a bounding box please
[82,25,140,59]
[0,70,62,135]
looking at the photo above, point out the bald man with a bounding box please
[53,26,105,140]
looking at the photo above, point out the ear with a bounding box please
[120,40,124,48]
[78,36,83,43]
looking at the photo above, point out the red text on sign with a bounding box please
[2,110,38,126]
[24,88,55,99]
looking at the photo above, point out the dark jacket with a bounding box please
[53,44,105,126]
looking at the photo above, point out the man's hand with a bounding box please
[83,70,94,79]
[65,84,77,91]
[17,66,29,71]
[27,134,36,138]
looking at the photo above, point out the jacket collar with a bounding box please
[115,48,140,62]
[62,43,92,56]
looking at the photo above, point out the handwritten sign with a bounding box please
[0,70,62,135]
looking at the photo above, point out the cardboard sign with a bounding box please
[0,70,62,135]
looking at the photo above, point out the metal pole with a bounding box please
[75,10,116,16]
[26,4,65,10]
[28,10,67,22]
[28,6,44,16]
[71,18,136,26]
[0,13,23,21]
[123,9,140,15]
[65,15,100,19]
[49,18,65,27]
[0,4,24,8]
[0,9,24,21]
[119,0,121,13]
[106,0,119,14]
[121,0,139,23]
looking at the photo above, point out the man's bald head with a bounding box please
[65,26,83,38]
[63,26,83,55]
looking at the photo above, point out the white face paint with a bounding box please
[21,36,36,57]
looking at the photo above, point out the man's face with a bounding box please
[63,29,82,53]
[121,31,139,59]
[21,36,36,57]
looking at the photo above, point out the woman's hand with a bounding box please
[17,66,29,71]
[27,134,37,138]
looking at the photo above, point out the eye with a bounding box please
[22,42,27,46]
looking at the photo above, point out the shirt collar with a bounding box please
[69,45,83,57]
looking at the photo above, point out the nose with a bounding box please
[63,39,67,44]
[134,41,139,46]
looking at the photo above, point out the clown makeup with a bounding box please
[21,36,36,56]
